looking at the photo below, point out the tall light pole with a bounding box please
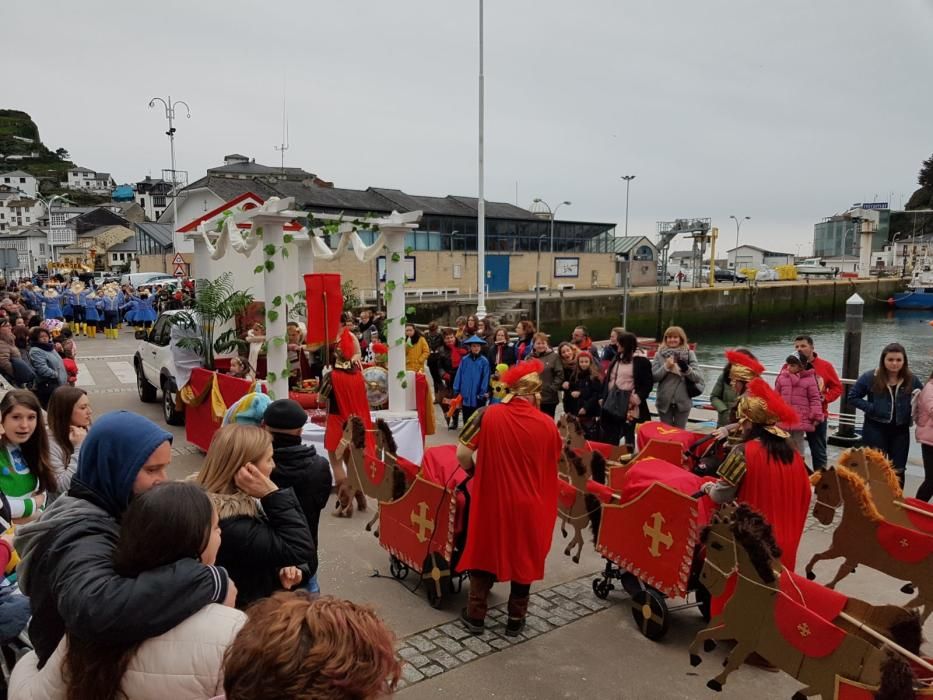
[729,215,750,274]
[475,0,487,318]
[148,96,191,256]
[535,234,546,329]
[533,197,571,295]
[29,192,70,267]
[620,175,635,328]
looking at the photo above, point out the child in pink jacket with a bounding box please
[774,352,824,464]
[913,369,933,502]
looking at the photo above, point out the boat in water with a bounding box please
[890,258,933,309]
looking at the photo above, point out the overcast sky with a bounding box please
[6,0,933,253]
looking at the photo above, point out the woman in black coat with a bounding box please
[194,424,316,608]
[601,331,653,447]
[563,352,603,438]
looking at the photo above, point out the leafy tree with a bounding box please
[169,272,253,370]
[919,153,933,190]
[55,147,70,161]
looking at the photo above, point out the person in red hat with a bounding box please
[711,349,765,443]
[325,311,374,517]
[700,377,812,569]
[456,359,562,637]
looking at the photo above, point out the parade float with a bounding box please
[174,193,428,461]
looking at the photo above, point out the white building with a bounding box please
[0,196,43,233]
[63,167,115,195]
[0,228,48,275]
[135,176,173,221]
[727,245,795,270]
[106,236,137,271]
[0,170,38,198]
[47,206,93,248]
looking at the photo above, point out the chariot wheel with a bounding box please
[389,555,409,580]
[422,553,451,609]
[630,589,669,641]
[592,577,613,600]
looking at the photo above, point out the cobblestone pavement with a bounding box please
[395,574,617,689]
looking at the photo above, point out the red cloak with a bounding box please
[739,440,812,569]
[458,399,562,583]
[324,367,374,452]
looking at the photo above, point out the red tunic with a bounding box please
[739,440,812,569]
[458,399,562,583]
[324,367,374,452]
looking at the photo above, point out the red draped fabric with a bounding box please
[324,368,374,453]
[185,368,258,451]
[303,273,343,345]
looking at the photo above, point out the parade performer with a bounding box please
[326,311,374,517]
[98,285,121,339]
[60,285,75,327]
[457,359,563,637]
[700,377,811,569]
[76,283,90,336]
[83,290,102,339]
[42,288,63,321]
[710,349,764,443]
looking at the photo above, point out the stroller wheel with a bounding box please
[592,577,613,600]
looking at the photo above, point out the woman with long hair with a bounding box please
[650,325,704,428]
[221,593,401,700]
[325,311,374,516]
[563,351,603,438]
[194,424,316,608]
[45,387,92,498]
[9,481,247,700]
[601,331,653,447]
[531,332,562,418]
[404,324,430,372]
[458,314,480,343]
[0,390,52,523]
[849,342,923,487]
[514,320,536,361]
[914,368,933,502]
[486,327,516,369]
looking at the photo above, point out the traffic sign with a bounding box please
[172,253,186,266]
[173,264,186,278]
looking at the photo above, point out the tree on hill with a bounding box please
[906,153,933,210]
[54,147,70,161]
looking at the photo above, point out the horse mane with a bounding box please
[564,447,587,477]
[392,461,408,500]
[590,451,607,485]
[564,413,582,432]
[730,504,782,585]
[862,447,904,498]
[375,419,397,455]
[834,466,884,522]
[346,416,366,449]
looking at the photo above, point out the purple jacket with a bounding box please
[774,367,823,432]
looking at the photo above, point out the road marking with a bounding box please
[75,364,95,386]
[107,361,136,384]
[78,354,132,360]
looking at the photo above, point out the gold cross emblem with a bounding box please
[370,458,379,481]
[642,512,674,558]
[411,502,435,543]
[797,623,811,637]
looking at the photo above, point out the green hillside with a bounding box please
[0,109,106,203]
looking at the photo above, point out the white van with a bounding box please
[121,272,179,288]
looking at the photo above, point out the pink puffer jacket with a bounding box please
[774,368,824,432]
[914,381,933,446]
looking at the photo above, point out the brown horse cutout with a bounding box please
[558,447,607,563]
[806,466,933,621]
[690,504,917,699]
[362,419,414,536]
[838,446,933,533]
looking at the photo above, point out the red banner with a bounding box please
[596,481,700,598]
[184,368,258,451]
[303,273,342,345]
[379,476,455,571]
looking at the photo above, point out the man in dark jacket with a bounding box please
[262,398,329,594]
[15,411,232,667]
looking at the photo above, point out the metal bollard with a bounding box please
[829,292,863,445]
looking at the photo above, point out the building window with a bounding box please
[19,178,25,183]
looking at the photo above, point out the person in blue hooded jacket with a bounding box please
[453,335,491,425]
[14,411,233,668]
[82,290,102,339]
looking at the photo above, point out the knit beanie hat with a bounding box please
[263,399,309,430]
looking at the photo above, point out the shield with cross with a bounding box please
[596,481,700,598]
[378,475,456,572]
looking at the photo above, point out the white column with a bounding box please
[383,225,407,411]
[255,217,289,400]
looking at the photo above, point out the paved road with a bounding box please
[77,327,931,699]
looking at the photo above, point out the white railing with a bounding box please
[50,230,75,245]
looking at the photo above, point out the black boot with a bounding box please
[505,591,530,637]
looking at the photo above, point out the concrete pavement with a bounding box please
[78,327,932,699]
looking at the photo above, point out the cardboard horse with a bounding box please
[690,504,926,699]
[806,466,933,621]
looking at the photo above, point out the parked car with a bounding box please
[134,310,186,426]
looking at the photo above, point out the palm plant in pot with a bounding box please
[168,272,254,370]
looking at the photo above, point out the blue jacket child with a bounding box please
[453,335,491,410]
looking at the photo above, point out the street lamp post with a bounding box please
[535,234,546,329]
[148,96,191,256]
[476,0,487,319]
[32,193,70,268]
[729,215,750,279]
[533,197,571,295]
[620,175,635,328]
